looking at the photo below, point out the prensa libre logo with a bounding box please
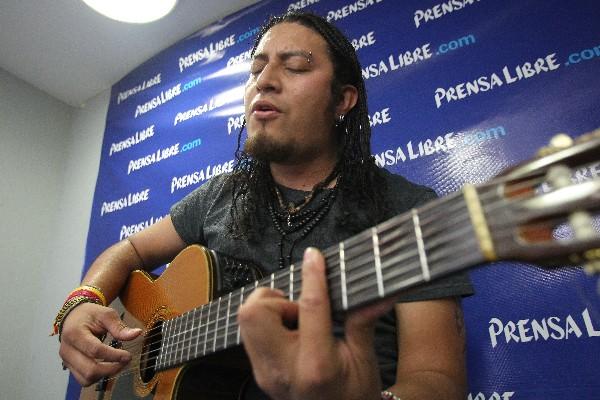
[100,189,150,216]
[488,308,600,348]
[117,73,161,104]
[434,53,560,108]
[179,34,237,73]
[120,214,166,240]
[414,0,483,28]
[326,0,384,22]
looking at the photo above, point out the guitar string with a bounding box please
[108,223,549,379]
[83,164,600,379]
[106,175,553,378]
[117,211,495,370]
[116,184,482,346]
[109,234,483,379]
[115,203,454,354]
[113,176,532,350]
[108,219,468,373]
[113,179,536,360]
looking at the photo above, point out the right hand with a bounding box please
[58,303,142,386]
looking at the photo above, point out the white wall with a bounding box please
[0,67,108,399]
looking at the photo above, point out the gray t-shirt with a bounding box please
[170,169,473,395]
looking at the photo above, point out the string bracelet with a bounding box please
[65,286,107,306]
[51,285,107,337]
[381,390,401,400]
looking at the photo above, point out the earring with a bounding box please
[336,114,345,126]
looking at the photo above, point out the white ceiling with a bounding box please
[0,0,260,107]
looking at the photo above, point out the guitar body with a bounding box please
[80,245,252,400]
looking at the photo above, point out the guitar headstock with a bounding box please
[476,128,600,274]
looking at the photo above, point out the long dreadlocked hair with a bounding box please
[228,11,390,240]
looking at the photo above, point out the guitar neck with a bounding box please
[155,188,490,371]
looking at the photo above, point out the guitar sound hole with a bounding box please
[140,320,163,383]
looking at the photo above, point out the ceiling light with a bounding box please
[82,0,177,24]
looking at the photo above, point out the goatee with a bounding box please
[244,131,296,163]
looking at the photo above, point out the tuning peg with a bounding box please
[546,164,572,188]
[537,133,574,157]
[574,127,600,145]
[584,260,600,275]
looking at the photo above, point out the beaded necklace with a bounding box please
[268,169,340,269]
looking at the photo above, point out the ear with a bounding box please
[335,84,358,116]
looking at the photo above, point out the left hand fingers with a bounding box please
[239,288,300,398]
[297,248,335,354]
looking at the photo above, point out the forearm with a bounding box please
[387,370,466,400]
[80,239,144,304]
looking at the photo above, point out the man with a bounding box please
[57,12,472,400]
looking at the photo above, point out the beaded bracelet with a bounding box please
[381,390,401,400]
[65,286,107,306]
[51,285,107,337]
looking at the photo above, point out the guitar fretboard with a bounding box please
[155,189,489,371]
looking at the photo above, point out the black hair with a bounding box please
[228,11,389,240]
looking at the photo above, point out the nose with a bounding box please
[255,63,281,93]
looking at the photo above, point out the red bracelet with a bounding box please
[65,289,103,303]
[51,285,107,337]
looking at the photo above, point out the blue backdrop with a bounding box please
[74,1,600,399]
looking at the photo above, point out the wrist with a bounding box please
[51,285,107,338]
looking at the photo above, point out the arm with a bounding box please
[58,216,187,386]
[386,299,467,400]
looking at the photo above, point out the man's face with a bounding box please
[243,22,338,164]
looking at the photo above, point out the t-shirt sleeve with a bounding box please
[169,174,229,245]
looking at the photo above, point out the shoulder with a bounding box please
[170,172,234,216]
[180,172,233,201]
[377,168,437,209]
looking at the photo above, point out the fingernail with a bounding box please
[303,247,317,263]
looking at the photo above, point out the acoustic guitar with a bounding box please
[81,130,600,399]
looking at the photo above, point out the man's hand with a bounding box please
[239,247,397,400]
[59,303,141,386]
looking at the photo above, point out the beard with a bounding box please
[244,129,306,163]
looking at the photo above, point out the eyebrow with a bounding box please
[252,50,313,63]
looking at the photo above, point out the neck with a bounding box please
[270,154,338,191]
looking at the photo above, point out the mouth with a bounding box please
[251,100,281,120]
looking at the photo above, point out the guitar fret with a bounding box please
[166,318,175,367]
[195,306,204,358]
[412,209,431,282]
[339,242,348,310]
[371,227,385,298]
[181,314,188,362]
[188,309,196,361]
[163,319,170,368]
[157,320,167,368]
[186,309,193,360]
[175,315,183,363]
[213,297,221,352]
[224,292,232,349]
[203,302,212,355]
